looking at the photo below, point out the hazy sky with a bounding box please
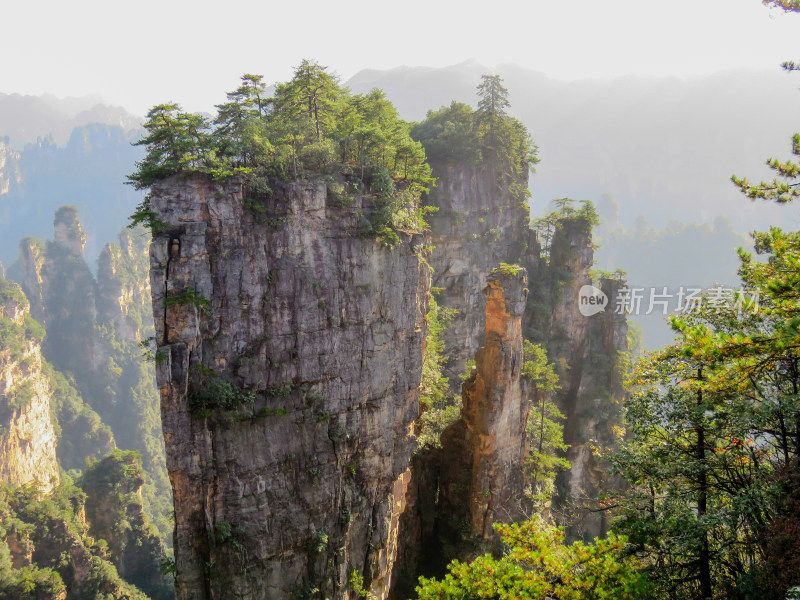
[2,0,799,115]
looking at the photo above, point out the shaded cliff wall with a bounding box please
[524,220,628,540]
[149,173,430,600]
[426,163,536,386]
[96,228,153,343]
[405,161,627,568]
[0,280,59,493]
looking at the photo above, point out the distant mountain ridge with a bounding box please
[0,92,141,146]
[347,62,800,231]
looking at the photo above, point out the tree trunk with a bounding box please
[696,367,712,600]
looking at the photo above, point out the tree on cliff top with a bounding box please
[411,75,538,208]
[476,74,510,152]
[128,60,433,239]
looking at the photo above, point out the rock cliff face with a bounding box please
[149,174,430,599]
[147,159,627,597]
[96,228,153,342]
[438,268,530,542]
[0,280,60,493]
[13,237,47,322]
[410,161,627,555]
[524,219,628,540]
[427,164,535,386]
[7,207,167,531]
[80,451,175,600]
[0,137,21,197]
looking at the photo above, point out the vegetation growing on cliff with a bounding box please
[416,295,460,448]
[521,340,570,508]
[128,60,433,239]
[412,75,539,208]
[0,472,171,600]
[79,451,174,600]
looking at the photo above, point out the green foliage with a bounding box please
[419,296,456,411]
[164,287,210,313]
[416,399,462,451]
[609,226,800,598]
[532,198,599,258]
[188,370,255,413]
[416,295,460,449]
[410,102,482,165]
[77,451,174,600]
[520,341,569,507]
[0,278,28,308]
[128,61,434,238]
[415,518,651,600]
[79,449,145,491]
[348,567,372,598]
[0,479,157,600]
[732,132,800,203]
[128,193,168,232]
[0,279,42,364]
[412,76,539,208]
[491,262,523,278]
[310,530,328,553]
[0,562,66,600]
[127,103,238,190]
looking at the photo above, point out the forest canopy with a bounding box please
[128,64,539,239]
[128,60,435,239]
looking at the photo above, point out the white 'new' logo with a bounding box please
[578,285,608,317]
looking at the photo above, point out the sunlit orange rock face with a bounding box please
[437,268,530,546]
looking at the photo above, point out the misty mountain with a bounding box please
[0,92,141,147]
[349,62,800,348]
[349,62,799,232]
[2,66,799,348]
[0,123,145,263]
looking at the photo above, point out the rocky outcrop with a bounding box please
[556,276,627,541]
[12,237,46,322]
[52,206,87,257]
[149,173,430,599]
[524,219,628,540]
[96,227,152,341]
[6,208,165,504]
[427,163,535,386]
[0,137,21,196]
[413,159,627,553]
[439,267,530,542]
[0,280,60,493]
[80,451,174,600]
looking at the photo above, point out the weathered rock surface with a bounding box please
[439,267,530,541]
[0,137,21,197]
[427,163,535,386]
[13,237,47,323]
[411,160,627,556]
[524,219,628,540]
[149,173,430,599]
[0,281,60,493]
[7,207,158,477]
[96,228,152,342]
[52,206,87,257]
